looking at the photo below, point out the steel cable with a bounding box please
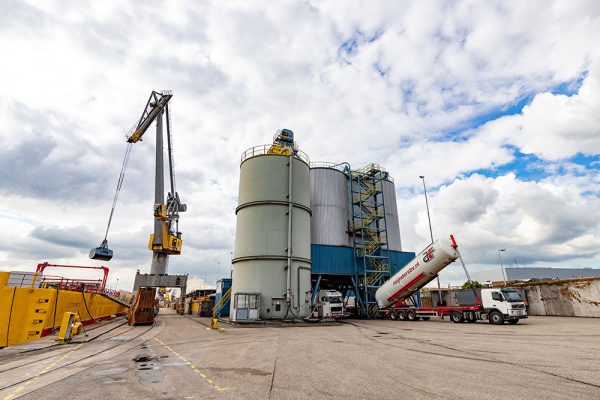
[102,142,133,242]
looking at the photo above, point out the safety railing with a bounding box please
[212,287,232,318]
[5,272,120,297]
[240,144,310,165]
[310,161,351,173]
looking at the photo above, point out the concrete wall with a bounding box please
[523,280,600,318]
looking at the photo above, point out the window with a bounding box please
[501,290,522,302]
[492,292,503,302]
[236,294,247,308]
[249,295,257,309]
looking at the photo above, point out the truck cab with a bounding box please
[316,290,344,318]
[480,288,528,324]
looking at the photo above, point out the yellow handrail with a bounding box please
[212,287,231,318]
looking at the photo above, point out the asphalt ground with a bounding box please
[1,310,598,399]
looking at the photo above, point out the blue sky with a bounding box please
[0,1,599,288]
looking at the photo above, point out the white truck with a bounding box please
[375,235,528,324]
[315,290,345,318]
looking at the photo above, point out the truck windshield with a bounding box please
[327,297,342,304]
[501,290,522,302]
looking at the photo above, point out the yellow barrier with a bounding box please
[0,287,127,347]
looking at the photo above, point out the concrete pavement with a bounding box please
[1,309,598,399]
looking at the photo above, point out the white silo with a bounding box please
[230,130,312,320]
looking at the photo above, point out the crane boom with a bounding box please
[127,91,173,143]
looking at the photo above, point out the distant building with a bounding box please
[472,267,600,282]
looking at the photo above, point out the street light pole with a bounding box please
[498,249,507,286]
[217,261,220,281]
[420,175,443,305]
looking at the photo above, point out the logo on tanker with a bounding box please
[392,261,419,285]
[422,247,435,263]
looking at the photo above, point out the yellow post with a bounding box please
[211,318,218,330]
[29,272,38,288]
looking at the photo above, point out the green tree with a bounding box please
[462,280,484,289]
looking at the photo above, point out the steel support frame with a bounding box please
[350,166,391,318]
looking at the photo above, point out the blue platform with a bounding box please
[311,244,415,276]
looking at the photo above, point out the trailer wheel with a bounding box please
[390,311,398,320]
[489,311,504,325]
[508,319,519,325]
[398,311,406,321]
[450,311,465,323]
[421,317,430,321]
[407,310,417,321]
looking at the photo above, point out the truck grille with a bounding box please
[512,304,525,309]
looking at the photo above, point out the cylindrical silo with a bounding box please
[310,165,352,248]
[231,132,312,320]
[383,178,402,251]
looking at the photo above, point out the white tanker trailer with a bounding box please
[375,235,528,325]
[375,237,459,309]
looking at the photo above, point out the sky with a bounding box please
[1,1,599,290]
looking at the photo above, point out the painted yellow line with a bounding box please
[2,343,83,400]
[153,338,234,393]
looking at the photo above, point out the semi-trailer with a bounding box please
[374,235,528,324]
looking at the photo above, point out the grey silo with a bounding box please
[231,146,312,320]
[383,179,402,251]
[310,166,352,248]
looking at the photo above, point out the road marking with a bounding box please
[2,343,83,400]
[154,338,234,393]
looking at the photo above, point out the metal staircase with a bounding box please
[350,164,391,318]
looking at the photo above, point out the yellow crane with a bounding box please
[90,90,186,265]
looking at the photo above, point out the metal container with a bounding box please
[383,179,402,251]
[375,237,459,309]
[231,144,312,320]
[310,165,352,247]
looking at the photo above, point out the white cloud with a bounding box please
[401,172,600,285]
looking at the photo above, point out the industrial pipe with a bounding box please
[286,153,293,306]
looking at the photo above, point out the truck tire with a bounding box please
[465,312,477,323]
[407,310,417,321]
[390,311,398,320]
[508,319,519,325]
[398,311,406,321]
[489,311,504,325]
[450,311,464,323]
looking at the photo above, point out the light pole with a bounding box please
[420,175,443,305]
[497,249,507,286]
[217,261,221,281]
